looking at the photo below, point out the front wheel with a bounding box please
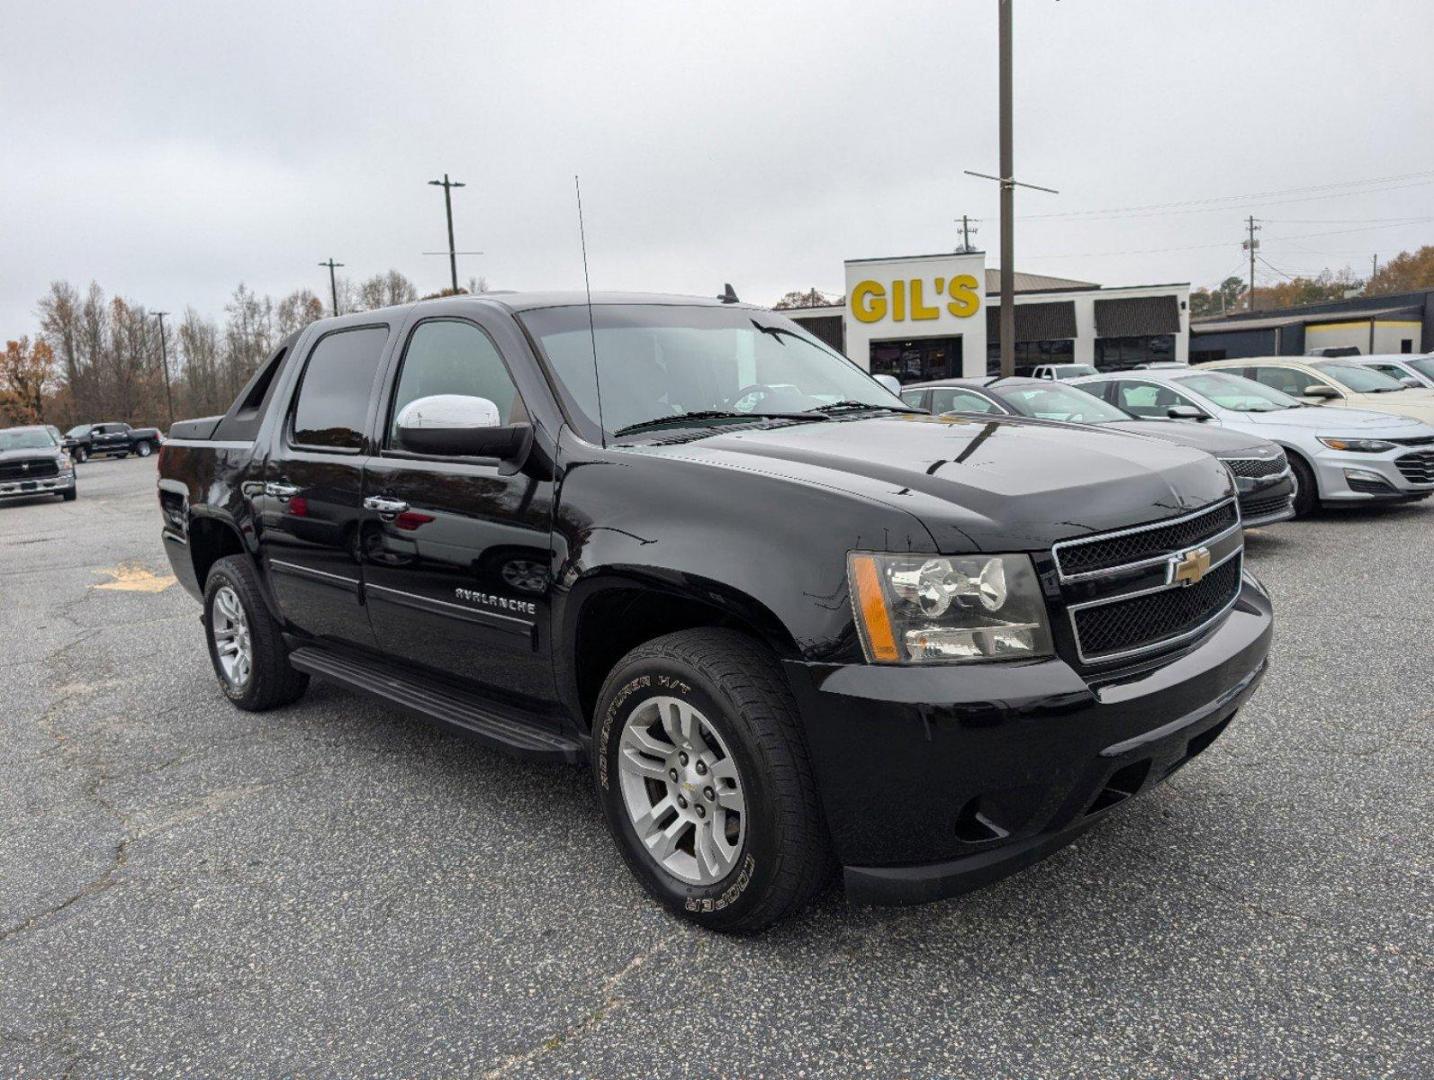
[1288,453,1318,517]
[203,555,309,711]
[593,628,832,932]
[74,447,87,463]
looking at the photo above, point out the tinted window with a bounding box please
[997,383,1133,422]
[388,320,522,450]
[1249,365,1334,398]
[900,389,927,408]
[931,388,1003,415]
[1312,361,1406,393]
[291,326,389,449]
[1408,357,1434,381]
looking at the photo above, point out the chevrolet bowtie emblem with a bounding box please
[1169,546,1212,586]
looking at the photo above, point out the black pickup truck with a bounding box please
[64,421,163,462]
[157,292,1273,930]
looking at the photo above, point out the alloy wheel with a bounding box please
[211,585,253,687]
[616,695,746,885]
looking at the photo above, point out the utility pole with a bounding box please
[153,311,174,425]
[955,214,979,253]
[1243,216,1261,311]
[319,258,344,316]
[428,172,467,292]
[963,2,1056,377]
[1370,253,1378,291]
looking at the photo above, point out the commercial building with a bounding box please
[781,251,1189,382]
[1188,288,1434,360]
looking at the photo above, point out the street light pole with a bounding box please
[319,258,344,315]
[428,172,467,292]
[153,311,174,425]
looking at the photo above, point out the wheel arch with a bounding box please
[559,571,800,731]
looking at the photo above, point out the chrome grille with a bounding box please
[1073,557,1242,660]
[1223,452,1288,479]
[1054,498,1244,665]
[1395,450,1434,485]
[1053,500,1239,579]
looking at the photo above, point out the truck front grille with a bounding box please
[1072,558,1242,660]
[1224,452,1288,479]
[1395,450,1434,485]
[1054,497,1244,666]
[1052,499,1238,578]
[0,458,59,482]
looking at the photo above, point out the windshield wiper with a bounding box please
[805,400,920,415]
[613,410,830,437]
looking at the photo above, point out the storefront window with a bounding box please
[985,339,1075,375]
[869,337,964,384]
[1094,334,1175,371]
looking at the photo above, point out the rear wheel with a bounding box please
[593,628,832,932]
[74,447,87,463]
[136,440,153,457]
[203,555,309,711]
[1288,452,1318,517]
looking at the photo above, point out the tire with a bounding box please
[61,485,77,502]
[74,447,87,463]
[1287,452,1318,517]
[593,627,832,932]
[136,441,152,457]
[203,555,309,711]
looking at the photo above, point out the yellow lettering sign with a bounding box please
[851,280,887,323]
[910,279,939,320]
[948,274,981,318]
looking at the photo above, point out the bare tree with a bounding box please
[221,284,273,402]
[355,269,419,311]
[276,289,325,336]
[178,308,222,416]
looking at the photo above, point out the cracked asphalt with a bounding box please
[1,455,1430,1078]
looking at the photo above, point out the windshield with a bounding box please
[990,382,1130,423]
[66,424,90,437]
[0,428,58,451]
[1176,372,1300,412]
[1408,357,1434,382]
[1051,364,1097,378]
[520,304,908,438]
[1312,361,1408,393]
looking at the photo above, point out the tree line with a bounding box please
[1189,243,1434,318]
[1,270,487,429]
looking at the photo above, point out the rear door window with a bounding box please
[290,326,390,450]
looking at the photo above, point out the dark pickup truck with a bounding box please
[64,421,163,462]
[158,292,1273,930]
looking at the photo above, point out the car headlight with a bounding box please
[1318,436,1396,453]
[848,552,1054,664]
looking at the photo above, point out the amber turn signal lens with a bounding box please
[849,554,900,663]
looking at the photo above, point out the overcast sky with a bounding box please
[3,0,1433,333]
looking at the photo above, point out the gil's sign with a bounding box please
[850,275,982,324]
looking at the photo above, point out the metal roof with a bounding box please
[984,269,1100,293]
[1191,305,1422,334]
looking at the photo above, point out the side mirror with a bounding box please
[395,394,531,465]
[1166,405,1209,421]
[1303,384,1339,400]
[873,374,902,396]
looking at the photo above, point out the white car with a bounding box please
[1030,363,1097,381]
[1200,356,1434,427]
[1071,368,1434,516]
[1337,354,1434,390]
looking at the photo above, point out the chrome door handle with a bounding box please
[363,495,409,519]
[265,481,300,501]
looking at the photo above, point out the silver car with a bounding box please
[1339,354,1434,390]
[1071,368,1434,516]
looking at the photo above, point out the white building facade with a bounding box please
[783,251,1190,382]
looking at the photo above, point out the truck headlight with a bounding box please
[848,552,1054,664]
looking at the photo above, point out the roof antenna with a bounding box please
[575,174,606,447]
[719,282,740,304]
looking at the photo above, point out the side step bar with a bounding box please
[289,646,584,764]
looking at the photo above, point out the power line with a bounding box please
[1016,168,1434,221]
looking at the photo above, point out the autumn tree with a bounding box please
[0,337,57,423]
[276,289,325,336]
[773,288,842,309]
[1366,245,1434,296]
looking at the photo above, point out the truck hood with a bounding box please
[0,448,61,465]
[1235,406,1434,436]
[1098,418,1274,456]
[639,413,1234,553]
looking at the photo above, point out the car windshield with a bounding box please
[990,382,1130,423]
[1052,364,1097,378]
[1312,361,1407,393]
[1176,372,1299,412]
[520,304,910,438]
[66,424,90,437]
[0,428,58,451]
[1408,357,1434,382]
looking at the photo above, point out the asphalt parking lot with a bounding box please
[1,454,1430,1078]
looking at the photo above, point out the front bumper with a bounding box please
[782,578,1273,906]
[0,473,74,498]
[1312,446,1434,502]
[1233,471,1295,526]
